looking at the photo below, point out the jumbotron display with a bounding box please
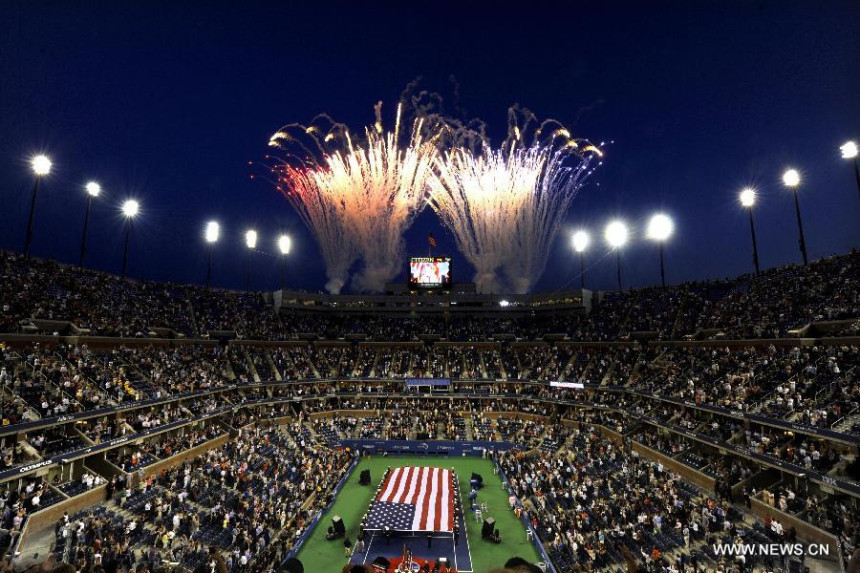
[409,256,452,289]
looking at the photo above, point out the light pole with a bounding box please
[605,220,629,291]
[277,234,291,290]
[739,188,761,275]
[79,182,101,267]
[571,230,590,289]
[121,200,139,279]
[23,155,52,257]
[205,221,219,287]
[245,230,257,291]
[646,213,674,287]
[782,168,807,265]
[840,141,859,199]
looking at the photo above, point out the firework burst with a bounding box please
[275,164,356,294]
[271,103,439,292]
[428,146,545,292]
[429,107,602,293]
[270,84,602,294]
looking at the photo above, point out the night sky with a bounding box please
[1,1,858,293]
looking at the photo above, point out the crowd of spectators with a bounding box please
[498,424,766,572]
[56,423,352,573]
[3,250,857,342]
[1,252,194,337]
[107,426,224,472]
[0,383,851,572]
[627,344,860,433]
[4,336,857,446]
[0,248,858,572]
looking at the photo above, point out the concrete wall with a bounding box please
[18,484,107,551]
[749,496,841,558]
[631,442,717,491]
[135,434,230,484]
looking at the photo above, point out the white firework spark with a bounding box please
[429,107,601,293]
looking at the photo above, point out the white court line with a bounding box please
[457,473,473,573]
[361,530,376,565]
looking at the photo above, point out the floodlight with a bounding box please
[120,200,139,278]
[782,169,800,188]
[739,188,756,208]
[840,141,858,159]
[782,169,808,264]
[205,221,220,244]
[85,182,101,197]
[571,230,589,253]
[31,155,52,176]
[646,213,674,242]
[278,234,291,255]
[605,221,629,248]
[122,200,139,218]
[79,182,102,266]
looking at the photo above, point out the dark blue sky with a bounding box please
[1,1,858,293]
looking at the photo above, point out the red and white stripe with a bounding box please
[376,466,455,531]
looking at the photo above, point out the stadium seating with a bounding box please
[0,249,856,572]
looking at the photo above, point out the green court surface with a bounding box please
[296,455,541,572]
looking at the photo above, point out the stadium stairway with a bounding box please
[477,351,489,378]
[265,350,282,381]
[302,421,324,445]
[408,416,419,440]
[243,348,260,383]
[353,418,365,440]
[559,350,579,379]
[54,351,115,407]
[185,299,198,338]
[598,361,619,386]
[224,353,240,381]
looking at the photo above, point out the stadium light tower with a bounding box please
[646,213,674,287]
[605,220,629,291]
[571,230,590,289]
[782,168,807,265]
[840,141,859,199]
[23,154,52,257]
[244,229,257,291]
[277,234,291,290]
[204,221,220,287]
[121,200,140,279]
[79,182,101,267]
[739,188,761,275]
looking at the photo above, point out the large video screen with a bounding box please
[409,257,452,289]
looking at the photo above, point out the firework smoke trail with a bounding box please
[272,104,438,292]
[429,106,602,293]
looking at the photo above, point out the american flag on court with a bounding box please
[365,466,456,532]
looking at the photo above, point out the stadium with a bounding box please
[2,3,859,573]
[0,248,857,573]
